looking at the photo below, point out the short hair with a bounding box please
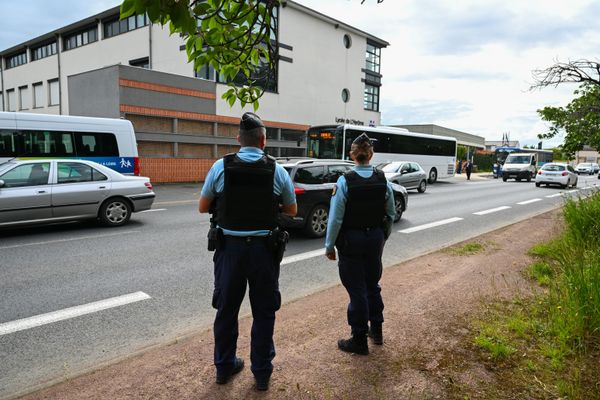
[239,126,266,147]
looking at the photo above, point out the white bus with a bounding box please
[0,112,139,174]
[306,124,457,183]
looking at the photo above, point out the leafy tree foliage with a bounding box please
[121,0,383,110]
[537,83,600,157]
[531,60,600,157]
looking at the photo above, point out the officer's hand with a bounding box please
[326,249,336,261]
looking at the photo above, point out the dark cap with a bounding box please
[352,133,373,146]
[240,112,265,131]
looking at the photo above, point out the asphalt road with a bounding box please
[1,173,599,399]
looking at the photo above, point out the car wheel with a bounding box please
[394,196,404,222]
[561,183,567,189]
[427,168,437,184]
[516,178,521,182]
[304,204,328,238]
[417,180,427,193]
[535,182,540,187]
[99,197,132,227]
[502,176,507,182]
[573,178,578,187]
[527,173,532,182]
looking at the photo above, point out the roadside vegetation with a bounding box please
[472,192,600,399]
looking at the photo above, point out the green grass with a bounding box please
[470,191,600,399]
[448,242,485,256]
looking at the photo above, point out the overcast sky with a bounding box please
[1,0,598,147]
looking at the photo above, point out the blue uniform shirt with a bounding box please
[325,165,396,252]
[201,147,296,236]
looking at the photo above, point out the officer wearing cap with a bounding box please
[199,112,297,390]
[324,132,395,355]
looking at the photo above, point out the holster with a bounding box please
[207,226,224,251]
[268,227,289,264]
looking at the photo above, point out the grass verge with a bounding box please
[470,192,600,399]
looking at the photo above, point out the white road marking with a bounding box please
[281,249,325,265]
[398,217,463,234]
[154,200,197,206]
[473,206,511,216]
[567,190,579,193]
[140,208,167,213]
[545,193,563,198]
[517,198,542,205]
[0,230,140,250]
[0,291,151,336]
[581,186,592,190]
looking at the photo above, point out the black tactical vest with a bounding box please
[342,168,387,229]
[217,153,278,231]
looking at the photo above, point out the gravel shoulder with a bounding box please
[19,209,562,400]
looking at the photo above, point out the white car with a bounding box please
[575,163,594,175]
[535,163,578,189]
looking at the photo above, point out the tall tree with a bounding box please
[531,60,600,157]
[121,0,382,110]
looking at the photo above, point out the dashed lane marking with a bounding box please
[281,249,325,266]
[140,208,167,213]
[0,292,151,336]
[398,217,464,234]
[516,198,542,205]
[473,206,511,216]
[545,193,563,198]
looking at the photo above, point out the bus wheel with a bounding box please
[428,168,437,184]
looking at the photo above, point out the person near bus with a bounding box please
[198,112,297,391]
[324,133,395,355]
[465,159,473,180]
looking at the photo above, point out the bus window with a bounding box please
[74,132,118,157]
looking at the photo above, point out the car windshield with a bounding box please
[505,155,531,164]
[541,164,565,171]
[380,163,403,173]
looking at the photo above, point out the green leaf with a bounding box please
[120,0,136,18]
[252,100,259,112]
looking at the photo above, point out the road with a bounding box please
[1,173,599,399]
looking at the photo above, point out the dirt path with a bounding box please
[20,209,562,400]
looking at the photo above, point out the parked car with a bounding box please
[277,158,408,237]
[0,159,155,228]
[535,163,578,189]
[592,163,600,174]
[377,161,427,193]
[575,163,594,175]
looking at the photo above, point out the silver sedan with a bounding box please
[0,159,155,228]
[379,161,428,193]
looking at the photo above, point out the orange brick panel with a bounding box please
[139,158,217,183]
[119,79,216,100]
[178,119,214,135]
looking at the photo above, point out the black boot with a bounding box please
[338,334,369,355]
[368,323,383,345]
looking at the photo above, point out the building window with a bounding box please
[31,42,57,61]
[33,82,44,108]
[129,57,149,68]
[0,92,4,111]
[48,79,60,106]
[104,14,148,39]
[7,89,16,111]
[195,64,216,81]
[341,88,350,103]
[19,86,30,110]
[343,34,352,49]
[365,43,381,74]
[5,51,27,69]
[364,83,379,111]
[63,26,98,51]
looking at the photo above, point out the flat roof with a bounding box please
[1,2,388,57]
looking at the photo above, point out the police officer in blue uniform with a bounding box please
[325,133,395,355]
[199,112,297,390]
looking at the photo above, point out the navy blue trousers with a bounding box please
[336,228,385,336]
[212,237,281,381]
